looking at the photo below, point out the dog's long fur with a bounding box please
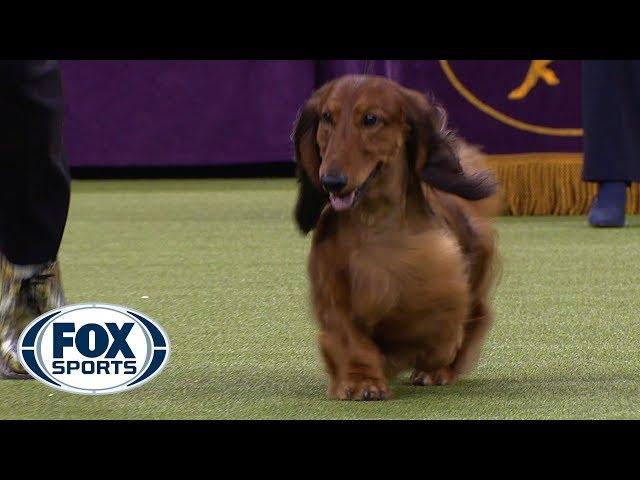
[293,75,500,400]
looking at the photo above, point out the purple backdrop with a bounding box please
[60,60,582,167]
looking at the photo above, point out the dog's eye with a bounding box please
[363,113,378,126]
[321,111,333,124]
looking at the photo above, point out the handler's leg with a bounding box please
[583,61,640,227]
[0,61,69,378]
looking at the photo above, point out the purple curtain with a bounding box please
[61,60,582,167]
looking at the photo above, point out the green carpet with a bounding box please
[1,178,639,419]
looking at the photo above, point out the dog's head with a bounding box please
[292,75,496,234]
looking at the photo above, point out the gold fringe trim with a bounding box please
[486,153,640,216]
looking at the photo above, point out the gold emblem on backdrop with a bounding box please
[508,60,559,100]
[439,60,583,137]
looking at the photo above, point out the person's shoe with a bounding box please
[0,254,65,379]
[588,182,627,228]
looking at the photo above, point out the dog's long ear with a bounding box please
[402,89,496,200]
[292,82,334,234]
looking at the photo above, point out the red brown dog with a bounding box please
[293,75,500,400]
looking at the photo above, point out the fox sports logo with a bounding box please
[18,304,170,395]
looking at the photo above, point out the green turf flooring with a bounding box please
[1,178,640,419]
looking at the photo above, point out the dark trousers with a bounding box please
[582,60,640,183]
[0,61,70,265]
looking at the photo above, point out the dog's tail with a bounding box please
[456,142,504,316]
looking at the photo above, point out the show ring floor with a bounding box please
[1,179,639,419]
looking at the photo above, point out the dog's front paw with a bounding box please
[332,378,390,401]
[410,367,457,386]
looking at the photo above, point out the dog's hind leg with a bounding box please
[409,316,464,386]
[410,340,460,386]
[450,302,493,377]
[411,302,493,386]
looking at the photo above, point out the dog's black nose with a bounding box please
[320,174,348,193]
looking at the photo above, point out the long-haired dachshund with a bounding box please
[293,75,500,400]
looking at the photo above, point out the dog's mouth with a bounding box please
[328,162,383,212]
